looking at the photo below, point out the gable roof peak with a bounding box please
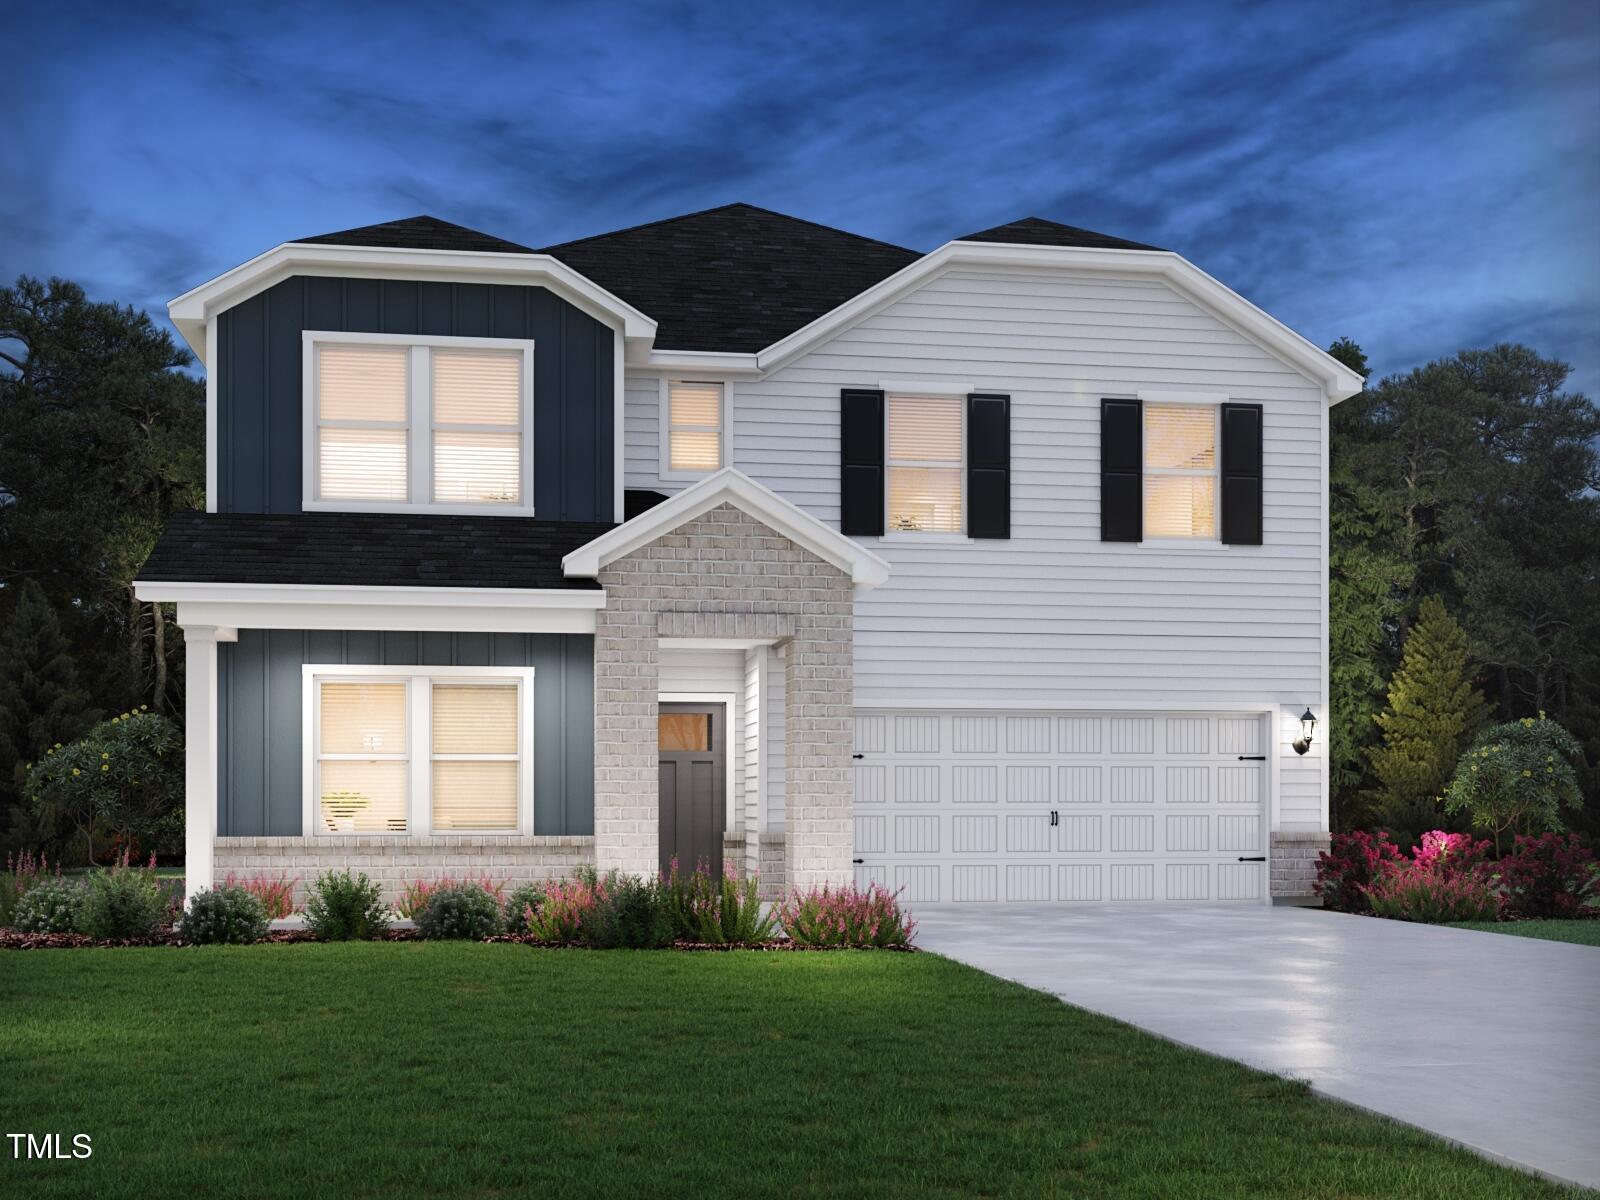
[958,216,1163,253]
[292,214,538,254]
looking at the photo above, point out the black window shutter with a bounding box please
[967,393,1010,538]
[1100,399,1142,541]
[1220,403,1263,545]
[840,389,885,536]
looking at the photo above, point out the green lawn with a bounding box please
[1446,919,1600,947]
[1,946,1583,1199]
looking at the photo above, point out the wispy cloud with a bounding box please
[3,0,1595,392]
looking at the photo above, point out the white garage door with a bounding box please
[852,711,1269,903]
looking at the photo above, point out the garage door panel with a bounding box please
[854,711,1269,905]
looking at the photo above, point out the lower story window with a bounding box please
[308,667,534,836]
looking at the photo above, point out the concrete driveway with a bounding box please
[914,904,1600,1189]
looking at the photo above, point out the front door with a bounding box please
[658,703,725,879]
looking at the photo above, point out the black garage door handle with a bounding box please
[1237,856,1266,862]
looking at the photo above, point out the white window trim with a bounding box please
[1139,396,1222,547]
[302,330,536,516]
[884,392,967,536]
[301,664,536,837]
[658,377,731,481]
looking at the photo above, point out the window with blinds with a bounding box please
[311,671,530,836]
[315,345,410,501]
[310,337,529,511]
[432,350,522,504]
[1143,404,1218,539]
[886,395,963,532]
[431,684,520,831]
[666,381,723,473]
[316,681,410,833]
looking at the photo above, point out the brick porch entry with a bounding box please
[589,501,858,890]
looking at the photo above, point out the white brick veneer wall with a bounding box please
[593,502,853,889]
[1270,831,1329,900]
[213,836,595,909]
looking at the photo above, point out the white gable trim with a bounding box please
[562,467,891,589]
[168,243,658,364]
[747,241,1366,403]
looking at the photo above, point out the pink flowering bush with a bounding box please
[1410,830,1493,879]
[1497,834,1599,919]
[222,871,299,919]
[522,875,606,943]
[1365,866,1501,923]
[396,874,507,920]
[778,882,916,948]
[1316,831,1404,913]
[1,850,61,927]
[662,859,777,944]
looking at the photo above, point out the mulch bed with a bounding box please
[1,928,915,952]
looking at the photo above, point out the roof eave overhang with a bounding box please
[562,467,891,590]
[168,243,659,364]
[744,240,1365,402]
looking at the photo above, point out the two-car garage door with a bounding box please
[851,711,1269,903]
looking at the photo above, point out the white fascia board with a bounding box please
[633,348,763,377]
[133,581,605,635]
[562,466,891,589]
[751,241,1365,403]
[168,243,658,364]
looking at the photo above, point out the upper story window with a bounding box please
[886,394,963,533]
[662,380,725,476]
[304,332,534,515]
[1143,403,1218,540]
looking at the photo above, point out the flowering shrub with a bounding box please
[414,883,503,940]
[663,860,777,944]
[587,873,674,948]
[76,851,170,939]
[396,874,507,920]
[0,851,60,927]
[23,708,184,860]
[523,876,605,943]
[1496,834,1599,919]
[179,885,269,945]
[1315,831,1404,913]
[1410,830,1492,879]
[1365,867,1501,923]
[778,882,916,948]
[304,870,389,941]
[222,872,299,920]
[502,883,546,934]
[11,878,84,933]
[1444,714,1584,852]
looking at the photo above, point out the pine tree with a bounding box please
[0,580,98,821]
[1368,596,1490,844]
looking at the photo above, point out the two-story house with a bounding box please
[136,203,1362,908]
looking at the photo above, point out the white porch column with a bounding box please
[181,624,233,905]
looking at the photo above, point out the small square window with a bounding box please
[665,381,724,473]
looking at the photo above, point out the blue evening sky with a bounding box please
[5,0,1597,392]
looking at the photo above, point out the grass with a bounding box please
[1446,919,1600,947]
[1,947,1585,1199]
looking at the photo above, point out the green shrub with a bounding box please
[414,883,502,940]
[586,873,673,949]
[663,863,775,944]
[10,878,83,933]
[77,859,168,939]
[1444,714,1584,853]
[1,851,57,927]
[304,870,389,941]
[502,883,545,934]
[23,708,184,860]
[523,878,602,943]
[779,882,917,948]
[179,885,270,945]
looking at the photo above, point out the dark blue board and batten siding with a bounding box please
[218,630,595,837]
[217,276,614,520]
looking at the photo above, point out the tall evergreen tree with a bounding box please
[1367,596,1490,844]
[0,579,98,835]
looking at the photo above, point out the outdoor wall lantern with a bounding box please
[1292,708,1317,755]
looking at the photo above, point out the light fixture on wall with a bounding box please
[1292,708,1317,755]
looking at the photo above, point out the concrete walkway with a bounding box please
[914,904,1600,1189]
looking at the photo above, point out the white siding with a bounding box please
[628,264,1328,830]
